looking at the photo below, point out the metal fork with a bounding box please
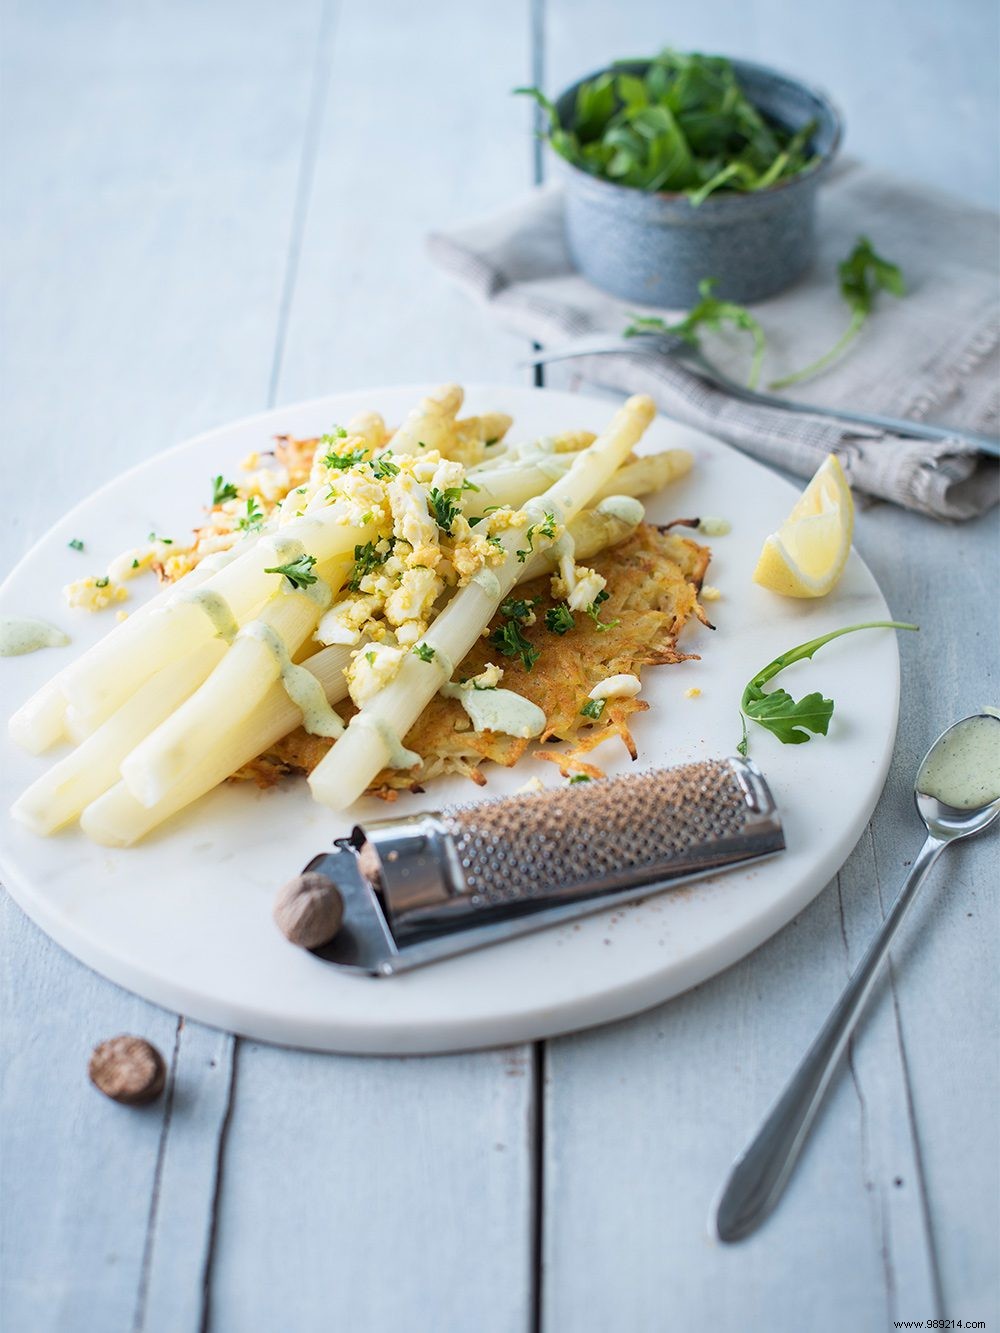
[522,333,1000,457]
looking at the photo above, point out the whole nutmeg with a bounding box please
[274,870,344,949]
[89,1035,166,1105]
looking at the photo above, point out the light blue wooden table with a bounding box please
[1,3,997,1330]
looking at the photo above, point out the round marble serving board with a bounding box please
[0,385,900,1053]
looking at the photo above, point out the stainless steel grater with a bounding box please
[303,756,784,975]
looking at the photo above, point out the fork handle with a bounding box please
[520,345,1000,455]
[701,378,1000,456]
[713,833,947,1243]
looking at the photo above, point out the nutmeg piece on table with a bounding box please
[273,870,344,949]
[88,1035,166,1105]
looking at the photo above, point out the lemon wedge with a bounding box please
[753,454,854,598]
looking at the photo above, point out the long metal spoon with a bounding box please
[713,711,1000,1242]
[521,333,1000,457]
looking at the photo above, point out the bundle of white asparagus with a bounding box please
[10,386,689,844]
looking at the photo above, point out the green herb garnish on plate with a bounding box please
[264,553,319,591]
[737,620,918,755]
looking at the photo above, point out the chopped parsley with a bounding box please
[94,576,110,589]
[211,475,239,506]
[545,603,575,635]
[369,454,399,479]
[516,526,536,562]
[428,486,463,534]
[365,650,377,665]
[515,512,555,562]
[569,773,592,784]
[264,552,318,591]
[323,445,367,470]
[131,558,140,569]
[67,538,85,552]
[484,437,500,447]
[499,596,540,623]
[348,540,388,590]
[320,426,348,445]
[489,619,541,672]
[585,589,618,632]
[147,531,173,544]
[413,643,436,663]
[580,698,606,720]
[237,497,264,532]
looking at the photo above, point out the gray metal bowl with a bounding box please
[552,58,843,307]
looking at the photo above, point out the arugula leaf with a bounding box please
[770,237,905,389]
[211,475,239,506]
[625,277,766,388]
[489,619,541,672]
[737,620,918,755]
[264,552,318,591]
[516,50,818,204]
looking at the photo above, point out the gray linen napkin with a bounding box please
[428,161,999,520]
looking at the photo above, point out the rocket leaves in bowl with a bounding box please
[517,50,818,203]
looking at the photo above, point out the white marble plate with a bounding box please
[0,385,901,1053]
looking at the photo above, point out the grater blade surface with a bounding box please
[305,756,784,974]
[442,758,751,907]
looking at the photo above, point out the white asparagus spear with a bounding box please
[11,639,227,835]
[384,384,463,456]
[308,394,656,809]
[6,547,240,753]
[74,502,643,844]
[469,447,692,514]
[120,551,352,807]
[80,646,353,847]
[59,511,369,721]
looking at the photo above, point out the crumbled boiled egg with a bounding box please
[347,642,406,707]
[384,567,442,627]
[468,662,504,689]
[700,585,722,602]
[64,576,129,612]
[589,674,641,701]
[316,595,379,646]
[567,568,607,613]
[684,687,702,699]
[388,472,440,564]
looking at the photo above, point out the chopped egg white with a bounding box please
[347,642,405,707]
[589,674,641,701]
[567,568,606,613]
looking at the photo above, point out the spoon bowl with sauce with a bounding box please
[714,711,1000,1243]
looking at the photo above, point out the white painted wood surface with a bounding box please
[1,2,997,1331]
